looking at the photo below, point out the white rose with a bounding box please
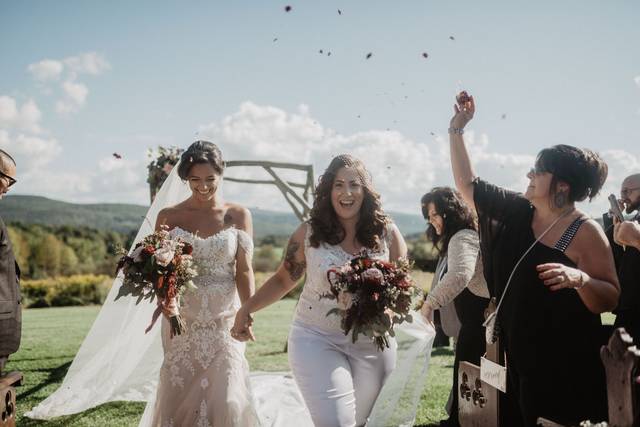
[154,247,175,267]
[362,268,384,284]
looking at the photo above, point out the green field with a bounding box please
[7,301,453,427]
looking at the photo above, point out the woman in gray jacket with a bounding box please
[420,187,489,427]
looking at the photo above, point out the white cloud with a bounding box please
[27,59,64,82]
[0,96,42,133]
[63,52,110,76]
[0,132,62,170]
[55,80,89,114]
[635,75,640,88]
[27,52,110,115]
[196,102,638,218]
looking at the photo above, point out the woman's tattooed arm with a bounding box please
[283,239,306,281]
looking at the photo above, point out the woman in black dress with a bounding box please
[447,92,620,426]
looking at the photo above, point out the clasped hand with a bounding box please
[231,308,256,342]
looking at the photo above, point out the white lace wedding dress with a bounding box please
[139,226,260,427]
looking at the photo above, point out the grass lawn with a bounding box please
[7,297,453,426]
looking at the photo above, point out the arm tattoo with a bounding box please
[283,240,306,282]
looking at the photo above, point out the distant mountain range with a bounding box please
[0,195,427,238]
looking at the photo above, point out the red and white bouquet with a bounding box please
[115,226,198,337]
[324,251,420,351]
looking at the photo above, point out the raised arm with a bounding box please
[449,92,477,209]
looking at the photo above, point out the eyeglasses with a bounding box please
[621,187,640,197]
[0,171,16,188]
[529,165,548,176]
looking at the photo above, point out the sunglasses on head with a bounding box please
[0,170,16,187]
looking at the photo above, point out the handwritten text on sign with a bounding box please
[480,356,507,393]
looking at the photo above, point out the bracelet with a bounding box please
[448,127,464,135]
[574,272,588,290]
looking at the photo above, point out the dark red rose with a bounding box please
[182,243,193,255]
[144,245,156,255]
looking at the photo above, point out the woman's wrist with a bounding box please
[448,127,464,135]
[574,271,589,290]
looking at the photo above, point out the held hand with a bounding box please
[231,308,256,342]
[614,220,640,249]
[537,263,588,291]
[450,91,475,130]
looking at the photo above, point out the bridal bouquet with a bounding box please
[324,251,419,351]
[115,226,197,337]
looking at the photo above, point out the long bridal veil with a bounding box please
[26,160,435,426]
[26,162,192,419]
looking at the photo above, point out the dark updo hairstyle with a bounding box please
[177,140,225,180]
[420,187,477,255]
[535,144,608,203]
[308,154,390,250]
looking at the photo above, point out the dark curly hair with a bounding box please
[308,155,389,250]
[420,187,477,256]
[177,140,224,179]
[535,144,608,205]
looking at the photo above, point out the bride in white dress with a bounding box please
[144,141,260,426]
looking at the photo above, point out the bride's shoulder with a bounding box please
[224,203,253,232]
[156,204,186,229]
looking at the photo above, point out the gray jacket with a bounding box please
[0,217,21,356]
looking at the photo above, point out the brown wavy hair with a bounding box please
[308,155,390,249]
[420,187,477,256]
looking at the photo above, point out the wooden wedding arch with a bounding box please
[147,147,315,221]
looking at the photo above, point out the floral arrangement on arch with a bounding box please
[147,146,184,202]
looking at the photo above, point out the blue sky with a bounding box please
[1,0,639,216]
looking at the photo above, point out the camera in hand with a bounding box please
[608,194,624,222]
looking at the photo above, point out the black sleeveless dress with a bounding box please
[473,179,607,426]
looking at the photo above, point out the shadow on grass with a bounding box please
[17,361,71,400]
[20,401,145,427]
[431,347,454,357]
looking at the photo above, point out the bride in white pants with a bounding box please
[233,154,408,427]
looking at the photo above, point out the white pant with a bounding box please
[288,321,397,427]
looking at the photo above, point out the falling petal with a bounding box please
[273,37,278,42]
[284,5,292,12]
[430,132,435,136]
[501,114,507,120]
[449,35,455,40]
[366,52,373,59]
[327,51,331,56]
[319,49,324,54]
[422,52,429,58]
[113,153,122,159]
[338,9,342,15]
